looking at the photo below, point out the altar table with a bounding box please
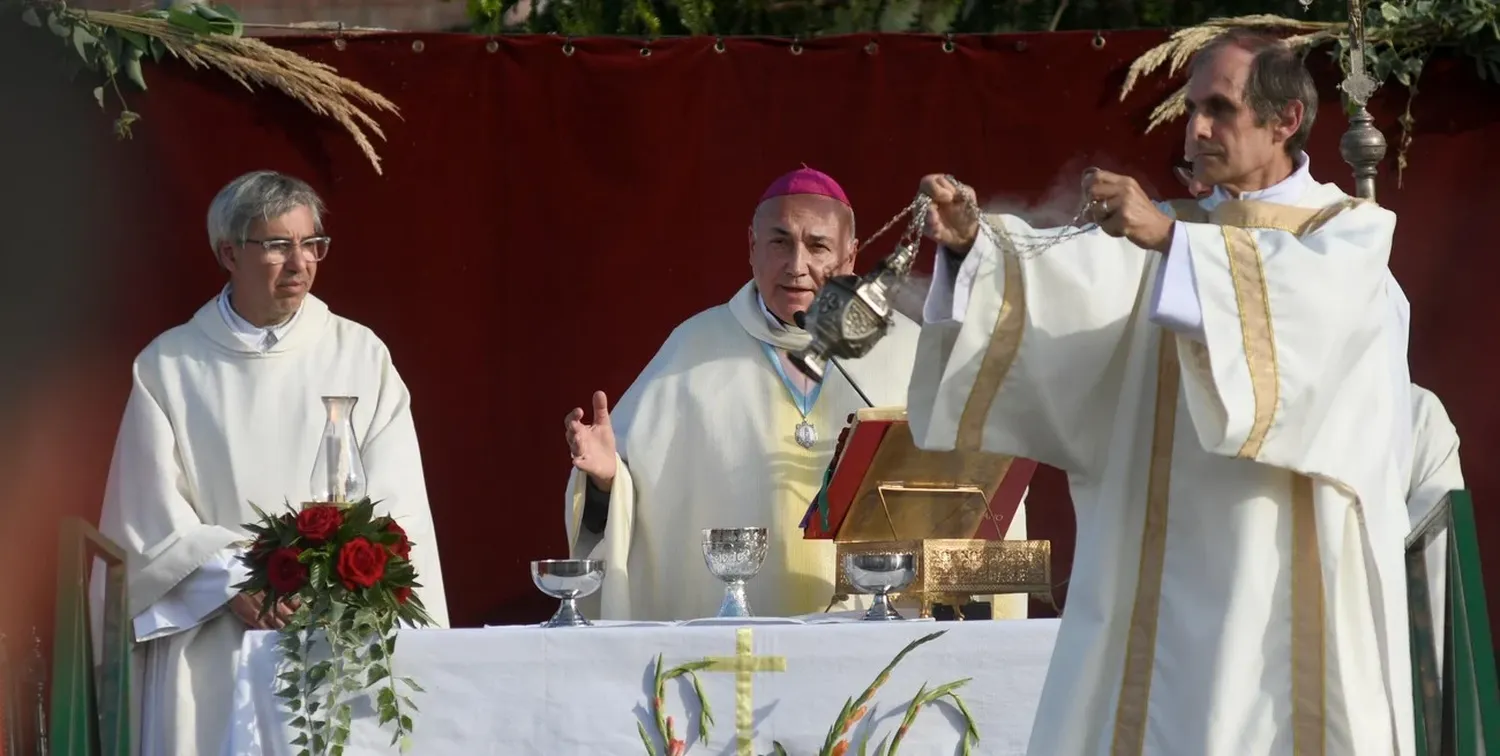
[225,617,1058,755]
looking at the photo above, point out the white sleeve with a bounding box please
[921,233,995,325]
[1147,223,1206,341]
[132,547,250,642]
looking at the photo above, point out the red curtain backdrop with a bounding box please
[2,27,1496,635]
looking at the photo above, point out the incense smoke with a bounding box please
[980,152,1158,225]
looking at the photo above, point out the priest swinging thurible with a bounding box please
[562,167,1033,622]
[906,28,1418,756]
[91,171,450,756]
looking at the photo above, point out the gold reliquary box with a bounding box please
[801,407,1052,615]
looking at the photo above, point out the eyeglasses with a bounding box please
[243,236,332,264]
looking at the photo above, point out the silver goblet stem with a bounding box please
[865,588,901,622]
[718,579,752,618]
[547,593,591,627]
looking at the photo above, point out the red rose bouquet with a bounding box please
[236,498,432,754]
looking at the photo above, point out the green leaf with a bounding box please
[116,29,150,53]
[71,26,97,68]
[21,8,41,27]
[1380,2,1402,22]
[366,665,390,686]
[148,37,166,63]
[167,7,215,35]
[101,32,122,76]
[92,86,104,109]
[46,12,69,37]
[637,721,658,756]
[400,676,423,693]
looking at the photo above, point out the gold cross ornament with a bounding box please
[703,628,788,756]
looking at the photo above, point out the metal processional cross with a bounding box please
[1306,0,1388,201]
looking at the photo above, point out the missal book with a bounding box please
[802,407,1050,617]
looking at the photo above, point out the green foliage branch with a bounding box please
[637,629,978,756]
[8,1,400,173]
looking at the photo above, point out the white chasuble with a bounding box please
[94,294,450,756]
[565,281,1033,622]
[908,182,1415,756]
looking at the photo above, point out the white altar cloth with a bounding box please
[225,618,1058,755]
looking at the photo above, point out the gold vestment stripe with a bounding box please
[1219,225,1279,460]
[1291,474,1327,756]
[1109,336,1180,756]
[956,252,1025,451]
[1107,197,1355,753]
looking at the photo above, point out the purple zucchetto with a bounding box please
[758,165,851,207]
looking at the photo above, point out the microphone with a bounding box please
[794,311,875,408]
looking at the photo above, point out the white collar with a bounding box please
[217,285,301,352]
[1206,152,1313,207]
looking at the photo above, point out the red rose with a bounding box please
[384,521,411,559]
[297,505,344,544]
[267,548,308,594]
[336,537,388,590]
[392,586,411,604]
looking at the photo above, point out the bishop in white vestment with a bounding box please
[564,167,1031,621]
[908,32,1414,755]
[93,171,449,756]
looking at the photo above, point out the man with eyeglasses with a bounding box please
[93,170,450,756]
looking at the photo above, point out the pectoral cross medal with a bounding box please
[761,342,822,450]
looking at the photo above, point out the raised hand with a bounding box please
[565,390,618,491]
[1082,168,1175,253]
[919,174,981,254]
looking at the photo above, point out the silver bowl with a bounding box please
[702,528,769,617]
[845,552,917,621]
[531,559,605,627]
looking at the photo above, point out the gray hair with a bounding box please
[1191,29,1319,157]
[206,170,326,261]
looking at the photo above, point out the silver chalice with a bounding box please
[702,528,769,618]
[531,559,605,627]
[845,552,917,621]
